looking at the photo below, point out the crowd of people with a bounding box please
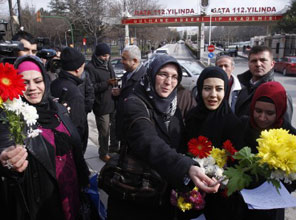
[0,30,295,220]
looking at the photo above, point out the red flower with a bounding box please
[222,140,237,161]
[0,63,25,102]
[188,136,212,158]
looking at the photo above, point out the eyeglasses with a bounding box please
[156,72,178,82]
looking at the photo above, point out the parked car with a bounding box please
[274,56,296,76]
[218,48,238,57]
[178,60,203,91]
[110,58,125,78]
[154,48,169,55]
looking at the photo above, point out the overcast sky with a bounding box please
[1,0,291,17]
[3,0,291,12]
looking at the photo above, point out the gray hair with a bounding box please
[215,55,235,67]
[123,45,141,61]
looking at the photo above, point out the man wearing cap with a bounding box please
[50,47,89,152]
[85,43,117,162]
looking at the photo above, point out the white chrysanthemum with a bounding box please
[205,165,216,176]
[215,166,224,178]
[204,156,215,166]
[288,173,296,181]
[27,128,42,138]
[3,97,23,115]
[193,158,205,167]
[20,102,39,126]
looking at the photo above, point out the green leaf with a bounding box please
[224,167,252,196]
[233,147,253,160]
[267,179,281,194]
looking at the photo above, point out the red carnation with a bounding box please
[0,63,25,102]
[222,139,237,161]
[188,136,212,159]
[222,140,237,155]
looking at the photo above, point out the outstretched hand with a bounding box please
[188,165,220,193]
[0,145,28,173]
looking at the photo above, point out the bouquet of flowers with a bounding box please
[0,63,40,144]
[171,136,237,212]
[224,128,296,196]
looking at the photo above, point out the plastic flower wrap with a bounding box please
[171,136,237,212]
[0,63,40,144]
[224,128,296,196]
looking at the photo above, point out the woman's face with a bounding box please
[21,70,45,104]
[253,101,276,129]
[155,64,179,98]
[202,77,225,110]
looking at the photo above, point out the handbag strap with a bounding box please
[118,96,153,168]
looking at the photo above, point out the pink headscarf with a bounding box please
[17,61,41,74]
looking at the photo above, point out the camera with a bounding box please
[0,20,24,64]
[37,48,61,73]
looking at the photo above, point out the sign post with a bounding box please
[208,44,215,52]
[207,44,215,66]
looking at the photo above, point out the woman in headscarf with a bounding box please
[181,66,244,220]
[0,55,89,220]
[238,81,296,220]
[107,55,219,220]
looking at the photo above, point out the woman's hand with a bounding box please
[188,165,220,193]
[0,145,28,173]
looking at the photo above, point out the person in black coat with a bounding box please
[85,43,117,162]
[238,81,296,220]
[113,45,147,141]
[107,55,220,220]
[0,55,89,220]
[182,66,244,220]
[235,45,293,122]
[50,47,89,152]
[78,69,95,153]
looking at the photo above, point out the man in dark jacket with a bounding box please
[85,43,117,162]
[78,70,94,153]
[235,45,293,122]
[50,47,89,152]
[113,45,147,141]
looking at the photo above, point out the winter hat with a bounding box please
[17,61,41,74]
[60,47,85,71]
[95,43,111,56]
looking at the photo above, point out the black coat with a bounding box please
[122,94,194,188]
[235,69,293,122]
[115,64,146,140]
[50,70,88,148]
[85,57,116,116]
[79,70,95,114]
[0,100,89,220]
[108,92,196,220]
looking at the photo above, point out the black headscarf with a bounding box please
[185,66,242,148]
[14,55,59,129]
[137,54,182,118]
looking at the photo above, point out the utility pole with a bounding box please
[17,0,22,27]
[124,0,130,46]
[8,0,14,36]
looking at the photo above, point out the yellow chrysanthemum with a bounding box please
[0,96,3,108]
[177,197,192,212]
[257,129,296,174]
[211,147,227,168]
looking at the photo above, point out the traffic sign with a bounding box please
[208,52,214,58]
[208,44,215,52]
